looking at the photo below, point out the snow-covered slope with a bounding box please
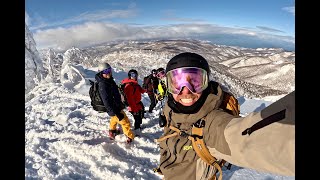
[25,66,294,180]
[38,39,295,99]
[26,35,295,179]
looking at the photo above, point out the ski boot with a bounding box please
[126,137,133,144]
[108,129,121,140]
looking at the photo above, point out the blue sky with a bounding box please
[25,0,295,51]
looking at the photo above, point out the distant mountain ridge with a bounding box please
[37,39,295,99]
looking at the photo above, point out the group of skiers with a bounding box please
[95,63,168,144]
[143,68,168,112]
[94,52,295,179]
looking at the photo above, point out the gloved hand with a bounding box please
[116,112,124,121]
[155,93,160,100]
[156,94,164,101]
[159,114,167,127]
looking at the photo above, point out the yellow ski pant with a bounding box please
[109,110,135,139]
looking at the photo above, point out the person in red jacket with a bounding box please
[121,69,147,134]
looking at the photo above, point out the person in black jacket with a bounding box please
[143,69,159,113]
[95,62,134,144]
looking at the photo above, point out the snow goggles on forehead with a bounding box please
[166,67,208,94]
[130,72,137,78]
[102,67,112,74]
[156,70,166,78]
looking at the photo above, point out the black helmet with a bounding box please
[156,68,165,74]
[165,52,210,75]
[151,69,157,74]
[128,69,138,78]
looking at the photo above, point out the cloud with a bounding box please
[33,22,295,51]
[28,12,52,31]
[282,6,295,16]
[256,26,285,33]
[25,11,30,25]
[29,8,137,31]
[161,17,205,23]
[128,2,136,9]
[66,9,137,23]
[34,22,143,51]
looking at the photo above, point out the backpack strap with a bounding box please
[154,118,224,180]
[155,131,179,143]
[220,91,240,116]
[188,119,223,180]
[94,81,98,91]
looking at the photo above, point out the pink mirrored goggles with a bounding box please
[166,67,208,94]
[156,70,166,78]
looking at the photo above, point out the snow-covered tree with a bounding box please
[25,23,46,100]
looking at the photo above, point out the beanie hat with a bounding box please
[165,52,210,74]
[98,62,111,72]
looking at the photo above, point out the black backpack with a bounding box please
[89,80,107,112]
[118,82,135,107]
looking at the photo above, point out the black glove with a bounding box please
[156,94,164,101]
[116,112,124,121]
[159,114,167,127]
